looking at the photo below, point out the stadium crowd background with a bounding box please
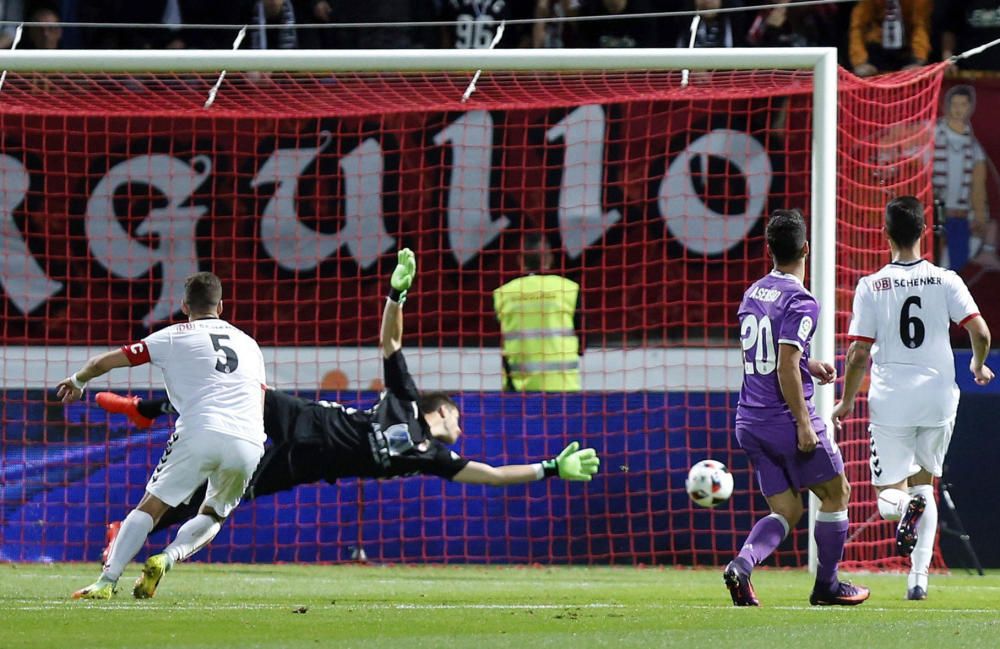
[0,1,995,74]
[5,0,997,341]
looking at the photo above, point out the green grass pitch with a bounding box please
[3,563,998,648]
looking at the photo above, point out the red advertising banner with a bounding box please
[0,92,809,347]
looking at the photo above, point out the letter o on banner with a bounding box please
[658,129,772,256]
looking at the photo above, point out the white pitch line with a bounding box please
[377,603,623,610]
[6,603,287,611]
[5,601,624,612]
[679,604,998,614]
[7,600,996,614]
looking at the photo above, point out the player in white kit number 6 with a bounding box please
[833,196,994,601]
[57,272,267,600]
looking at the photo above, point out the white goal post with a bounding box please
[0,47,838,572]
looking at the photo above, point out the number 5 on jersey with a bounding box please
[210,334,239,373]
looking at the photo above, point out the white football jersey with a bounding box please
[123,319,266,445]
[847,259,979,426]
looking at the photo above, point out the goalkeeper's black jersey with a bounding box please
[260,351,469,487]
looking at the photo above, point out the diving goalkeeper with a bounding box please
[97,248,600,545]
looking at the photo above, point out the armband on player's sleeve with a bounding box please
[120,341,151,366]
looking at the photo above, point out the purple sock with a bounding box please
[737,513,788,570]
[814,513,850,590]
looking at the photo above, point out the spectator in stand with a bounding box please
[79,1,140,48]
[933,85,1000,271]
[939,1,1000,71]
[22,4,62,49]
[746,0,840,48]
[533,0,580,48]
[333,3,436,49]
[671,0,747,49]
[156,0,186,49]
[849,0,931,77]
[576,0,658,48]
[249,0,298,50]
[438,0,534,49]
[292,0,331,48]
[0,0,24,49]
[172,4,244,49]
[78,2,237,50]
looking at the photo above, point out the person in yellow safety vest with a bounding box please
[493,234,581,391]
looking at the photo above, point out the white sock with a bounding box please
[908,484,937,590]
[102,509,154,581]
[877,488,910,521]
[163,514,221,564]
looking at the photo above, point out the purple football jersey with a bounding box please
[736,270,820,424]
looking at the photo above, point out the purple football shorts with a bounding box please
[735,415,844,497]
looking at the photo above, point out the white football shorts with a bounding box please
[145,428,264,518]
[868,420,955,487]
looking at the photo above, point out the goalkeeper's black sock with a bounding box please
[136,398,172,420]
[151,482,207,535]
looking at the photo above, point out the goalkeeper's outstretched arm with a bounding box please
[380,248,415,359]
[452,442,600,486]
[380,298,403,359]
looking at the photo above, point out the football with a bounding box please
[685,459,734,508]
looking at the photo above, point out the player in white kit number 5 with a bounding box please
[56,272,267,600]
[833,196,994,601]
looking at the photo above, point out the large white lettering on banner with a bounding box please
[86,154,212,327]
[547,105,622,258]
[658,129,771,256]
[434,111,510,265]
[0,108,778,326]
[0,154,62,314]
[256,133,395,272]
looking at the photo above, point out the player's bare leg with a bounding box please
[807,474,870,606]
[905,469,936,600]
[74,493,170,600]
[134,506,226,599]
[724,488,801,606]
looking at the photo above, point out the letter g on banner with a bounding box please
[658,129,771,256]
[86,154,211,328]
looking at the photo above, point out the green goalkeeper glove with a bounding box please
[389,248,416,305]
[541,442,600,481]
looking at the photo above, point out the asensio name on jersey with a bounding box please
[737,270,820,423]
[122,319,267,445]
[847,259,980,427]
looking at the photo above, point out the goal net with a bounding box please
[0,50,944,568]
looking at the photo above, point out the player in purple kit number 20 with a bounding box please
[724,209,870,607]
